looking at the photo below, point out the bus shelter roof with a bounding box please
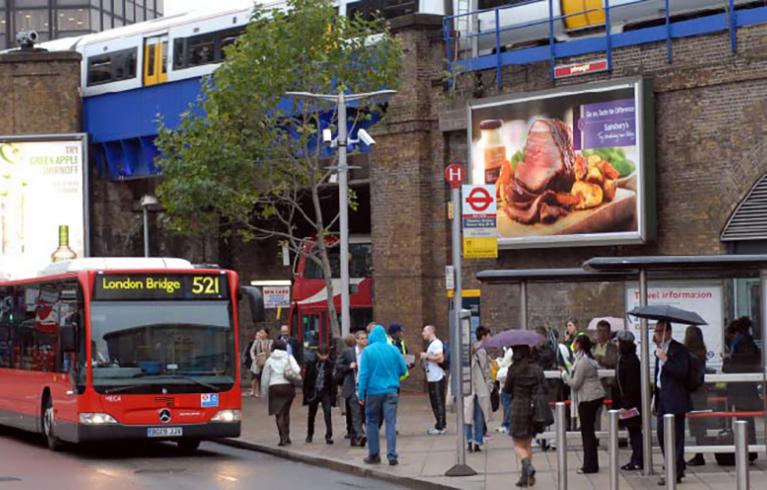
[584,254,767,277]
[476,267,631,284]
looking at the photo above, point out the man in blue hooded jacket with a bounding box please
[358,324,408,466]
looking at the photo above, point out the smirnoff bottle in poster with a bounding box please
[51,225,77,263]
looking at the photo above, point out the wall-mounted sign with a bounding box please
[263,286,291,309]
[0,135,88,277]
[468,79,654,249]
[554,59,609,79]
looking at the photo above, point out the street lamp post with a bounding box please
[286,89,396,339]
[140,194,159,258]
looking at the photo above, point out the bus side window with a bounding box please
[0,287,13,369]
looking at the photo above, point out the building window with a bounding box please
[57,8,89,31]
[91,0,100,7]
[155,0,162,14]
[125,0,134,22]
[14,9,50,34]
[114,0,123,17]
[89,7,99,30]
[57,0,92,5]
[113,16,122,26]
[136,4,144,21]
[14,0,48,7]
[0,9,5,50]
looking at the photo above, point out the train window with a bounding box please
[86,47,137,86]
[173,26,246,70]
[189,35,215,66]
[478,0,528,8]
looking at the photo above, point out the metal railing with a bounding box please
[443,0,750,89]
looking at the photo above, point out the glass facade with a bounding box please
[2,0,163,49]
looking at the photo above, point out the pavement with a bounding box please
[229,391,767,490]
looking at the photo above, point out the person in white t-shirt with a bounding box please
[420,325,447,435]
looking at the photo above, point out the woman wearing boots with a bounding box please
[561,335,606,474]
[615,330,643,470]
[684,325,708,467]
[503,344,546,487]
[261,339,301,446]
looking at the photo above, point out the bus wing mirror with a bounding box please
[60,325,76,352]
[241,286,265,323]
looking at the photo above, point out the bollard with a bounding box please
[664,414,676,489]
[556,402,567,490]
[735,420,750,490]
[608,410,620,490]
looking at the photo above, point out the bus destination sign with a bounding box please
[93,274,229,301]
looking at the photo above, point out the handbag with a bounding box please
[283,358,302,386]
[531,383,553,431]
[490,382,500,412]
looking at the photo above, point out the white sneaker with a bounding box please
[495,426,508,434]
[427,428,443,436]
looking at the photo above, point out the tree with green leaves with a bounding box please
[155,0,402,337]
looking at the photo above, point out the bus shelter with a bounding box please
[478,255,767,476]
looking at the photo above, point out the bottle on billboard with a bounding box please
[51,225,77,263]
[479,119,506,184]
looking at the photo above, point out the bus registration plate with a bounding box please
[147,427,183,438]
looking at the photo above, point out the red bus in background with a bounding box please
[288,236,373,353]
[0,258,249,451]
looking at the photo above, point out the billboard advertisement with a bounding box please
[468,78,654,248]
[625,281,724,370]
[0,135,88,278]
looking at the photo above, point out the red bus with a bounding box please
[288,236,373,350]
[0,258,249,451]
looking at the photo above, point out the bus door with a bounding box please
[143,34,168,86]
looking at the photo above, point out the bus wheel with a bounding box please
[42,396,63,451]
[177,438,201,452]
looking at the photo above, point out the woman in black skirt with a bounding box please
[503,345,546,487]
[261,339,301,446]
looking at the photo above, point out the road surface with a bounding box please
[0,426,404,489]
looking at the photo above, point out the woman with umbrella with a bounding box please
[492,329,546,487]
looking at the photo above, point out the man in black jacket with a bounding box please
[336,330,367,446]
[303,345,336,444]
[654,321,691,485]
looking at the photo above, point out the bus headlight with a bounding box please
[79,413,117,425]
[211,410,241,423]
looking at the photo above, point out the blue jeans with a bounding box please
[365,392,399,461]
[464,396,485,446]
[501,391,513,430]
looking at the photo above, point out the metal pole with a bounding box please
[735,420,750,490]
[609,409,619,490]
[337,92,351,339]
[142,206,149,258]
[556,402,567,490]
[639,268,653,475]
[520,280,528,330]
[664,414,676,489]
[445,185,475,477]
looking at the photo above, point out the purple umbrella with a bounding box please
[482,329,545,349]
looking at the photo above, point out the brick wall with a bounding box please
[0,50,81,135]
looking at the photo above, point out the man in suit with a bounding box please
[336,330,367,446]
[654,320,691,485]
[279,324,303,366]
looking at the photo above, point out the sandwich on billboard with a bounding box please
[0,134,88,277]
[468,78,655,249]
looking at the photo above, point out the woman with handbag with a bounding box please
[249,328,273,398]
[463,326,494,452]
[561,335,606,474]
[503,344,546,487]
[261,339,302,446]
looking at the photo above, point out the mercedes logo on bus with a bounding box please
[159,409,172,424]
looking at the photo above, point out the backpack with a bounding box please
[439,340,450,371]
[686,349,705,392]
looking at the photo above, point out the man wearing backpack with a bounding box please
[653,321,692,486]
[421,324,447,435]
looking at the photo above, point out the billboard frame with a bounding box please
[467,77,655,249]
[0,132,90,258]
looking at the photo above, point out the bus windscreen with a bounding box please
[89,299,234,394]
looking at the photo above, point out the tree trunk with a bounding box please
[310,182,341,340]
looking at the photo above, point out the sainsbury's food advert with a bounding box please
[468,80,652,248]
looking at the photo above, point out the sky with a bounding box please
[165,0,256,16]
